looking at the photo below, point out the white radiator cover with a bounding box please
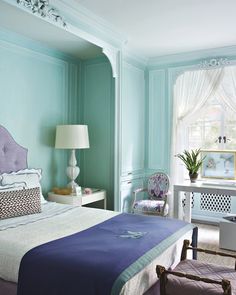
[185,193,236,223]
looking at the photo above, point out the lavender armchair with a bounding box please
[132,172,170,216]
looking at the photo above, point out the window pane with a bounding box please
[187,99,236,150]
[188,104,221,150]
[223,109,236,149]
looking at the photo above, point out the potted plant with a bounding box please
[176,149,206,183]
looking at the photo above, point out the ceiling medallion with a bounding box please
[16,0,66,27]
[199,58,230,69]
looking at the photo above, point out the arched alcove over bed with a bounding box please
[0,0,118,210]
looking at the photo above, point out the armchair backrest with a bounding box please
[147,172,170,200]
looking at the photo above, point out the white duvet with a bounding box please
[0,203,192,295]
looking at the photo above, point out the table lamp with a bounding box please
[55,125,90,194]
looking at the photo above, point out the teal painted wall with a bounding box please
[80,57,115,209]
[147,69,168,174]
[119,60,146,213]
[5,10,236,216]
[121,62,145,177]
[0,29,115,208]
[79,56,146,212]
[0,30,80,195]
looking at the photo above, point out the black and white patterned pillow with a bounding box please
[0,187,41,219]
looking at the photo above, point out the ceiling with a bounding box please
[0,1,103,60]
[75,0,236,59]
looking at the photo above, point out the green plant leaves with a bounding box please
[176,148,206,174]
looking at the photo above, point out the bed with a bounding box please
[0,125,197,295]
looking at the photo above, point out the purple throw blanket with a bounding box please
[17,213,193,295]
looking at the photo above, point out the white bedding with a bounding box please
[0,203,192,295]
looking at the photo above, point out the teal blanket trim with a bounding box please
[111,223,194,294]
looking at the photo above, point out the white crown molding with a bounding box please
[148,45,236,68]
[122,49,148,70]
[4,0,126,50]
[51,0,127,48]
[3,0,122,78]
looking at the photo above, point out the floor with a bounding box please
[195,222,236,267]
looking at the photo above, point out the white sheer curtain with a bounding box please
[170,68,224,216]
[217,66,236,113]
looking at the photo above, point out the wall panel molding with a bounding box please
[148,69,166,171]
[121,62,145,175]
[0,38,68,67]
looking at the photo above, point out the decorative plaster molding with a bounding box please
[199,57,230,69]
[16,0,66,27]
[148,45,236,69]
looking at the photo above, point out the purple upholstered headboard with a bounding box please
[0,125,28,174]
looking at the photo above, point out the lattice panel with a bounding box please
[182,193,195,208]
[200,194,231,213]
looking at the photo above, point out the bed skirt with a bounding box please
[0,278,160,295]
[0,278,17,295]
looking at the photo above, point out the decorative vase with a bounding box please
[189,172,198,183]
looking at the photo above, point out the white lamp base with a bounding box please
[66,149,81,195]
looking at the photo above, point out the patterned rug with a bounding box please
[195,223,236,268]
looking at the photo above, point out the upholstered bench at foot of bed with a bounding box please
[156,239,236,295]
[160,259,235,295]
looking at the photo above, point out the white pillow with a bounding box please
[0,168,42,181]
[0,169,47,204]
[0,183,26,192]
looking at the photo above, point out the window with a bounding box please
[173,65,236,221]
[187,97,236,151]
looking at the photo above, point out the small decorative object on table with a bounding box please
[74,186,82,196]
[52,186,82,196]
[176,148,205,183]
[52,187,72,195]
[83,188,92,194]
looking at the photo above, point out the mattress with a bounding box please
[0,202,193,295]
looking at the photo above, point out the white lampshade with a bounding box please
[55,125,90,149]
